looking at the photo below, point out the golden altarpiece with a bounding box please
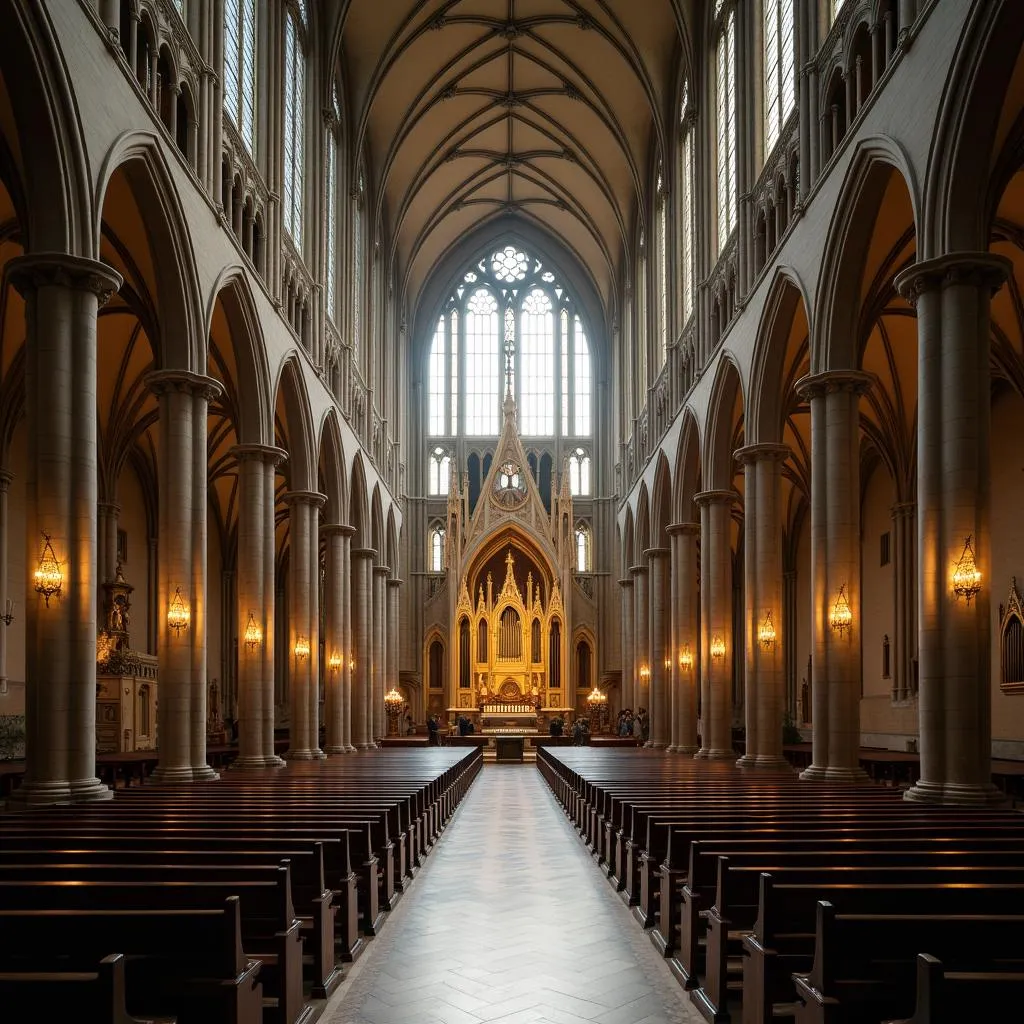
[441,391,580,735]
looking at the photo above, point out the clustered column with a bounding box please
[896,253,1010,805]
[631,562,649,719]
[351,547,375,749]
[695,490,735,759]
[7,254,122,807]
[647,547,670,747]
[387,576,402,697]
[667,522,700,754]
[798,371,872,783]
[735,444,790,770]
[372,564,388,743]
[619,575,635,714]
[322,523,347,755]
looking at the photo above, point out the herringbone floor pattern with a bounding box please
[324,765,700,1024]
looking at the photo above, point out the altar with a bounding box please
[495,736,525,763]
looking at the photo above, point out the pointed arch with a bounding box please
[317,408,349,526]
[349,451,369,549]
[634,483,651,560]
[386,506,399,578]
[673,409,702,523]
[621,505,635,572]
[650,451,672,545]
[704,353,746,490]
[370,484,384,566]
[272,353,316,491]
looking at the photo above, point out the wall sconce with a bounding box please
[758,610,777,650]
[294,635,310,661]
[328,650,342,672]
[167,588,190,634]
[243,612,262,649]
[710,634,726,660]
[349,657,356,673]
[951,534,982,604]
[829,584,853,637]
[678,644,693,671]
[664,656,672,671]
[34,533,63,606]
[639,664,650,682]
[1,600,14,626]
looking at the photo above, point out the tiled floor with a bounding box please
[324,764,701,1024]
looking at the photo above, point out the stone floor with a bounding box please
[324,764,701,1024]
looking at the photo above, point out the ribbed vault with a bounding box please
[325,0,688,318]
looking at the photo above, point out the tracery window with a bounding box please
[679,83,695,322]
[715,1,738,250]
[656,167,669,367]
[428,447,451,496]
[224,0,257,153]
[764,0,796,155]
[352,169,365,364]
[324,85,341,321]
[575,522,592,573]
[282,1,306,247]
[568,448,590,497]
[426,244,593,445]
[428,524,446,572]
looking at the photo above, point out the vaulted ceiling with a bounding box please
[324,0,692,322]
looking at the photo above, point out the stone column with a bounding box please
[695,490,736,759]
[388,576,402,692]
[97,501,120,587]
[7,254,121,806]
[647,547,670,747]
[619,576,635,714]
[896,253,1010,805]
[341,527,355,751]
[284,491,325,759]
[351,548,375,748]
[631,564,649,717]
[322,524,347,754]
[798,371,872,782]
[891,501,916,702]
[735,444,790,769]
[231,445,284,768]
[669,523,700,754]
[372,564,389,743]
[262,457,284,763]
[0,471,12,696]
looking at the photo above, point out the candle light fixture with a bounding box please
[951,534,982,604]
[328,650,342,672]
[664,656,672,671]
[758,610,777,650]
[678,644,693,671]
[294,635,310,661]
[639,663,650,682]
[34,533,63,606]
[243,612,262,649]
[710,634,726,660]
[167,587,190,634]
[1,599,14,626]
[349,657,356,673]
[829,584,853,637]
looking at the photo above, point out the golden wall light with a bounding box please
[384,687,405,710]
[294,635,310,661]
[664,656,672,671]
[243,612,262,649]
[328,650,342,672]
[586,686,607,706]
[829,584,853,637]
[167,587,190,634]
[639,663,650,682]
[34,533,63,606]
[710,634,726,660]
[951,534,982,604]
[758,610,777,650]
[349,657,356,673]
[679,644,693,671]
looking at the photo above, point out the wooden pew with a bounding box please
[0,897,262,1024]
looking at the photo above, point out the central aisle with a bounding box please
[325,764,700,1024]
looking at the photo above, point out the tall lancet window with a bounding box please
[224,0,257,153]
[352,169,365,364]
[428,316,446,437]
[324,84,341,321]
[520,289,555,435]
[679,82,695,322]
[283,0,306,247]
[465,289,500,436]
[656,166,669,367]
[715,0,737,250]
[764,0,795,155]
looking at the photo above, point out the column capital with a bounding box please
[667,521,700,536]
[5,253,122,307]
[232,443,288,467]
[387,577,404,588]
[644,547,670,560]
[795,370,873,400]
[618,576,634,588]
[894,252,1012,307]
[320,523,356,537]
[890,501,915,519]
[734,442,790,465]
[629,563,648,577]
[352,547,377,561]
[0,469,12,492]
[373,564,391,577]
[97,500,120,516]
[146,370,223,402]
[694,488,740,508]
[282,490,326,509]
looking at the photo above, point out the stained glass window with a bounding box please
[765,0,795,155]
[224,0,256,153]
[324,86,340,320]
[716,4,737,249]
[283,4,305,247]
[679,83,695,322]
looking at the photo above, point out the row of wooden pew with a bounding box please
[538,748,1024,1024]
[0,747,483,1024]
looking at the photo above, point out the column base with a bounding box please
[229,755,286,770]
[904,779,1007,806]
[312,748,326,760]
[736,754,793,771]
[823,765,870,783]
[285,749,317,760]
[356,742,376,751]
[675,744,700,756]
[192,765,220,782]
[8,777,113,808]
[702,748,737,761]
[665,744,677,753]
[798,763,830,781]
[344,745,358,753]
[692,748,709,759]
[148,764,197,785]
[649,741,668,750]
[324,745,348,756]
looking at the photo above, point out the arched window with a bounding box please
[576,640,592,691]
[428,524,445,572]
[568,448,590,497]
[574,522,592,572]
[520,289,555,435]
[477,619,488,662]
[428,640,444,690]
[352,169,365,363]
[282,1,306,247]
[459,617,470,688]
[636,242,648,403]
[428,447,450,496]
[764,0,795,155]
[531,619,542,663]
[424,243,592,446]
[715,1,737,250]
[224,0,257,153]
[656,166,668,367]
[549,619,562,688]
[324,84,341,321]
[679,83,695,322]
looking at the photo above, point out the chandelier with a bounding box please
[678,644,693,671]
[586,686,607,706]
[243,612,262,649]
[758,610,776,650]
[710,634,726,660]
[384,687,405,711]
[167,588,190,634]
[830,584,853,637]
[293,635,310,661]
[951,534,982,604]
[34,533,63,606]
